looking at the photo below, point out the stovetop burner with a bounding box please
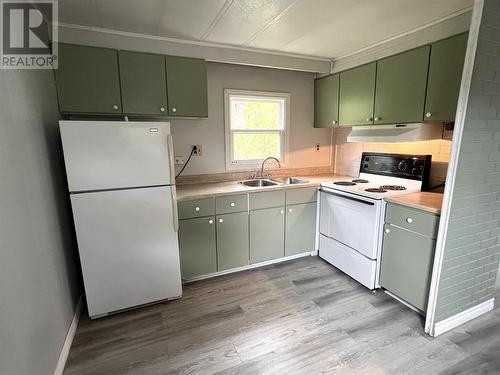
[334,181,356,186]
[379,185,407,191]
[365,188,388,193]
[352,179,369,183]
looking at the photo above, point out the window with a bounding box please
[224,89,290,171]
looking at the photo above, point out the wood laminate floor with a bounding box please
[64,257,500,375]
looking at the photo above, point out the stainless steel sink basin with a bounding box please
[272,177,309,185]
[240,179,279,187]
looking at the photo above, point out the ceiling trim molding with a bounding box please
[334,6,473,61]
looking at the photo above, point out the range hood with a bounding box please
[347,123,443,143]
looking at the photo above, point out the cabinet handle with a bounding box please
[112,104,119,110]
[332,120,337,125]
[288,208,293,213]
[171,107,177,113]
[366,117,373,122]
[374,117,381,121]
[280,210,284,214]
[425,112,432,118]
[195,206,200,212]
[219,218,224,223]
[160,106,166,112]
[230,202,235,207]
[208,219,214,224]
[385,228,390,234]
[406,217,413,223]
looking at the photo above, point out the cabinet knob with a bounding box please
[332,120,337,125]
[208,219,214,224]
[366,117,373,122]
[280,210,284,214]
[160,106,166,112]
[288,208,293,213]
[385,228,390,234]
[195,206,200,212]
[425,112,432,118]
[374,117,381,121]
[219,218,224,223]
[230,202,235,207]
[406,217,413,223]
[112,104,119,110]
[171,107,177,113]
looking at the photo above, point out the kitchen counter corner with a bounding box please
[384,192,444,215]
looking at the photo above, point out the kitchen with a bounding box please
[2,1,500,374]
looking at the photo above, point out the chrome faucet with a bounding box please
[260,157,281,178]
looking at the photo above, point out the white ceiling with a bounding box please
[59,0,473,59]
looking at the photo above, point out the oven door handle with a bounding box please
[320,188,375,206]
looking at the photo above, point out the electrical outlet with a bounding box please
[192,145,202,156]
[174,156,184,165]
[316,143,320,152]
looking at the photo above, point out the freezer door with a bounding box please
[60,121,174,192]
[70,186,182,318]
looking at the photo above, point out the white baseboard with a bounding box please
[432,298,494,337]
[54,297,83,375]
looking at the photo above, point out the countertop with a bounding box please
[384,192,444,215]
[176,173,351,201]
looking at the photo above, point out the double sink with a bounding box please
[239,177,309,188]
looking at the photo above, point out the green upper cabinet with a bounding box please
[55,44,122,114]
[425,33,468,122]
[339,63,376,126]
[165,56,208,117]
[118,51,168,116]
[314,74,339,128]
[374,46,430,124]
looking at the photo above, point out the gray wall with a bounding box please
[0,70,80,374]
[170,62,333,176]
[434,0,500,322]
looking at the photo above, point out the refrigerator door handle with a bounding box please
[167,133,175,185]
[171,186,179,232]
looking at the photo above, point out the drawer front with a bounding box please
[216,194,248,214]
[249,190,285,210]
[386,203,439,238]
[285,187,318,205]
[178,197,215,219]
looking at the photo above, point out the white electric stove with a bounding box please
[319,152,432,289]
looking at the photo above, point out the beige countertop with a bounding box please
[384,192,444,215]
[176,173,351,201]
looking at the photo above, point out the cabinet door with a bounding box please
[374,46,430,124]
[425,33,468,122]
[314,74,339,128]
[179,217,217,279]
[165,56,208,117]
[217,212,249,271]
[380,224,436,311]
[119,51,168,115]
[250,207,285,264]
[55,44,122,114]
[339,63,376,126]
[285,202,316,256]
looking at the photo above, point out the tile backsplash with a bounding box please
[333,127,452,189]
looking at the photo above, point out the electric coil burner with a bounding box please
[319,152,432,290]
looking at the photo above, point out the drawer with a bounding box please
[249,190,285,210]
[285,187,318,205]
[385,202,439,238]
[216,194,248,214]
[178,197,215,219]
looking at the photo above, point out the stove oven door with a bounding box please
[319,187,383,259]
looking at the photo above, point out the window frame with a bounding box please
[224,89,290,171]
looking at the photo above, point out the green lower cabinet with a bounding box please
[250,207,285,264]
[216,212,249,271]
[374,46,430,124]
[179,216,217,279]
[285,202,317,256]
[380,224,436,311]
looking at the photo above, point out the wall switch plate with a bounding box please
[174,156,184,165]
[192,145,202,156]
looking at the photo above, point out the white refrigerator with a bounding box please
[59,120,182,319]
